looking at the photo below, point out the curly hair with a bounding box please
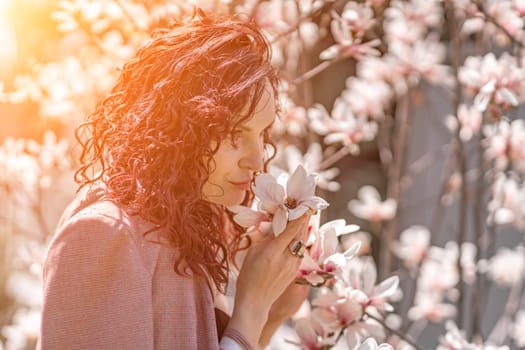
[75,12,279,292]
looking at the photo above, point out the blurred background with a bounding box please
[1,1,525,349]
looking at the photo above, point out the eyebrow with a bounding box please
[239,121,274,132]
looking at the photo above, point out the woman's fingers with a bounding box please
[273,215,309,247]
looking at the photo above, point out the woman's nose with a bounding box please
[238,141,264,172]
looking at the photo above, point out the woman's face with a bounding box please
[202,84,275,207]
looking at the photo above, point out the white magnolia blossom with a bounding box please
[230,165,329,236]
[357,56,407,96]
[279,143,341,192]
[1,308,41,350]
[320,2,380,61]
[445,104,483,142]
[273,94,309,137]
[391,225,431,269]
[355,338,393,350]
[308,100,378,155]
[0,138,41,193]
[487,173,525,228]
[297,215,361,286]
[342,257,400,313]
[460,0,524,46]
[302,283,386,349]
[438,321,510,350]
[388,37,452,88]
[408,293,456,322]
[409,241,481,323]
[459,53,525,112]
[384,0,442,45]
[479,246,525,287]
[343,77,392,121]
[348,186,397,222]
[483,119,525,174]
[293,311,340,349]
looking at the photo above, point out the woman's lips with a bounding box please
[229,180,251,191]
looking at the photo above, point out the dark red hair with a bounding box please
[75,12,279,291]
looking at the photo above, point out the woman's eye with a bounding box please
[261,128,270,140]
[230,130,243,147]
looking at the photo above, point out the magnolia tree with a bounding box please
[1,0,525,349]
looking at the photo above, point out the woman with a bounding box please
[38,12,310,350]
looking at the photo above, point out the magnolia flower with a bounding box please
[438,321,510,350]
[459,53,525,112]
[230,165,329,236]
[355,338,393,350]
[391,225,431,268]
[348,186,397,222]
[357,56,407,96]
[310,287,364,332]
[280,143,341,192]
[418,257,458,297]
[1,308,41,350]
[408,294,456,322]
[343,77,392,121]
[483,120,511,171]
[320,5,380,61]
[508,119,525,173]
[488,173,525,228]
[461,0,524,46]
[346,317,386,350]
[343,257,399,312]
[293,313,339,350]
[437,321,473,350]
[6,271,43,307]
[272,94,309,137]
[308,286,385,349]
[479,246,525,287]
[309,99,379,155]
[297,218,361,286]
[483,119,525,174]
[338,2,376,38]
[0,138,40,193]
[384,0,442,46]
[445,104,483,142]
[387,38,452,88]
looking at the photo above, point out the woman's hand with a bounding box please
[259,282,310,348]
[226,214,311,348]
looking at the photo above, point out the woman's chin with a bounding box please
[206,193,246,207]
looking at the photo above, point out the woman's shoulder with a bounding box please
[55,184,133,233]
[45,185,161,276]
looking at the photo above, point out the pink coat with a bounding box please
[38,186,231,349]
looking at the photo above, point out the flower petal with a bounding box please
[320,228,338,261]
[338,298,363,325]
[294,318,318,347]
[230,207,269,228]
[300,252,322,271]
[301,196,330,210]
[272,207,288,236]
[324,253,346,270]
[343,241,362,259]
[252,174,285,207]
[372,276,399,300]
[304,273,326,285]
[288,205,309,221]
[362,259,377,294]
[287,165,316,200]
